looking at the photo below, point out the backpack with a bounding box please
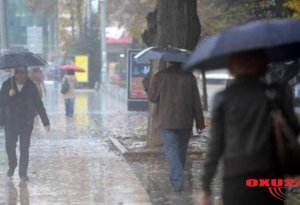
[266,88,300,176]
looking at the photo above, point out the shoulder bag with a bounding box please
[60,79,70,94]
[266,89,300,176]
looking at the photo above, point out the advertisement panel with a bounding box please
[128,50,150,100]
[127,49,150,111]
[75,55,89,83]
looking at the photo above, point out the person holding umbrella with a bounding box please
[0,67,50,182]
[59,64,84,117]
[140,46,206,192]
[60,69,78,117]
[184,19,300,205]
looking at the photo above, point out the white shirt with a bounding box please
[16,84,24,92]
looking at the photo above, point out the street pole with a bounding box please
[54,0,59,61]
[100,0,107,84]
[0,0,8,49]
[87,0,91,30]
[48,23,51,61]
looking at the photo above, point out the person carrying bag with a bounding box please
[198,51,300,205]
[266,87,300,176]
[60,78,70,94]
[61,70,77,117]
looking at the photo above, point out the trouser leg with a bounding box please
[161,129,184,188]
[19,129,32,177]
[178,129,191,169]
[68,98,74,117]
[5,128,18,173]
[65,99,69,116]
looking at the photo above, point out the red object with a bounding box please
[107,36,133,44]
[59,65,85,72]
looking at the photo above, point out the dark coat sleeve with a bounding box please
[31,82,50,126]
[142,72,151,93]
[192,76,205,129]
[147,72,164,103]
[201,92,225,193]
[0,81,8,124]
[0,81,7,107]
[0,80,13,107]
[0,80,14,123]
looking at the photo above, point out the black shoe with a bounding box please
[20,176,29,182]
[7,169,14,178]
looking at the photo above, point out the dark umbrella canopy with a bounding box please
[135,46,191,63]
[0,51,47,69]
[185,19,300,71]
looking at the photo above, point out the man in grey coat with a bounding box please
[144,62,205,191]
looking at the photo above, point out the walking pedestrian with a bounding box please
[143,62,205,192]
[198,51,300,205]
[30,67,47,126]
[62,70,77,117]
[0,67,50,182]
[30,67,47,98]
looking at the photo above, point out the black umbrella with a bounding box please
[185,19,300,71]
[0,51,47,69]
[135,46,191,63]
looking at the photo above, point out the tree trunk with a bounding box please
[146,61,166,147]
[142,0,201,147]
[76,0,83,37]
[70,4,75,39]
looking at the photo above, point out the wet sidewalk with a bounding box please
[0,82,221,205]
[0,82,152,205]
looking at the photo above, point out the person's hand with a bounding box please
[198,191,212,205]
[44,125,50,132]
[9,89,16,96]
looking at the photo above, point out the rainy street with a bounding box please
[0,82,222,205]
[0,1,300,205]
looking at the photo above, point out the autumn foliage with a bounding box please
[285,0,300,18]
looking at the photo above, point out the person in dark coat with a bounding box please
[198,51,300,205]
[0,67,50,182]
[144,62,205,192]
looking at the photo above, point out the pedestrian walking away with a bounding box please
[61,70,77,117]
[198,51,300,205]
[143,61,205,192]
[0,67,51,182]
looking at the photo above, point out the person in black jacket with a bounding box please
[198,51,299,205]
[0,67,50,182]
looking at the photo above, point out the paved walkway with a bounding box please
[0,81,225,205]
[0,82,152,205]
